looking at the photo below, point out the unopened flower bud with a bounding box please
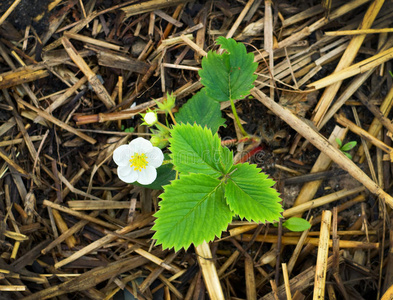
[144,111,157,125]
[150,135,169,149]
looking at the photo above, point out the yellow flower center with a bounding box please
[130,153,148,171]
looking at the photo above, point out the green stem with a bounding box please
[156,121,171,131]
[168,109,177,125]
[230,99,248,137]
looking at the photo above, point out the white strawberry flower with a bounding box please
[113,137,164,185]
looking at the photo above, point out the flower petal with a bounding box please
[113,145,133,166]
[146,147,164,168]
[137,166,157,185]
[117,166,138,183]
[129,137,153,153]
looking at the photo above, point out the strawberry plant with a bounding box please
[115,37,283,251]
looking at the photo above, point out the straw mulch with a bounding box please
[1,0,393,299]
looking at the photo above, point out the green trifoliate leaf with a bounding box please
[152,173,234,251]
[282,217,311,232]
[199,37,257,102]
[175,88,226,133]
[225,163,282,223]
[170,123,233,176]
[340,141,357,152]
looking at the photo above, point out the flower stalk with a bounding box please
[168,109,177,125]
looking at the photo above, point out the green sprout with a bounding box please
[273,217,311,232]
[121,125,135,133]
[282,217,311,232]
[336,137,357,159]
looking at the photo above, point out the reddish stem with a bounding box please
[237,145,265,164]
